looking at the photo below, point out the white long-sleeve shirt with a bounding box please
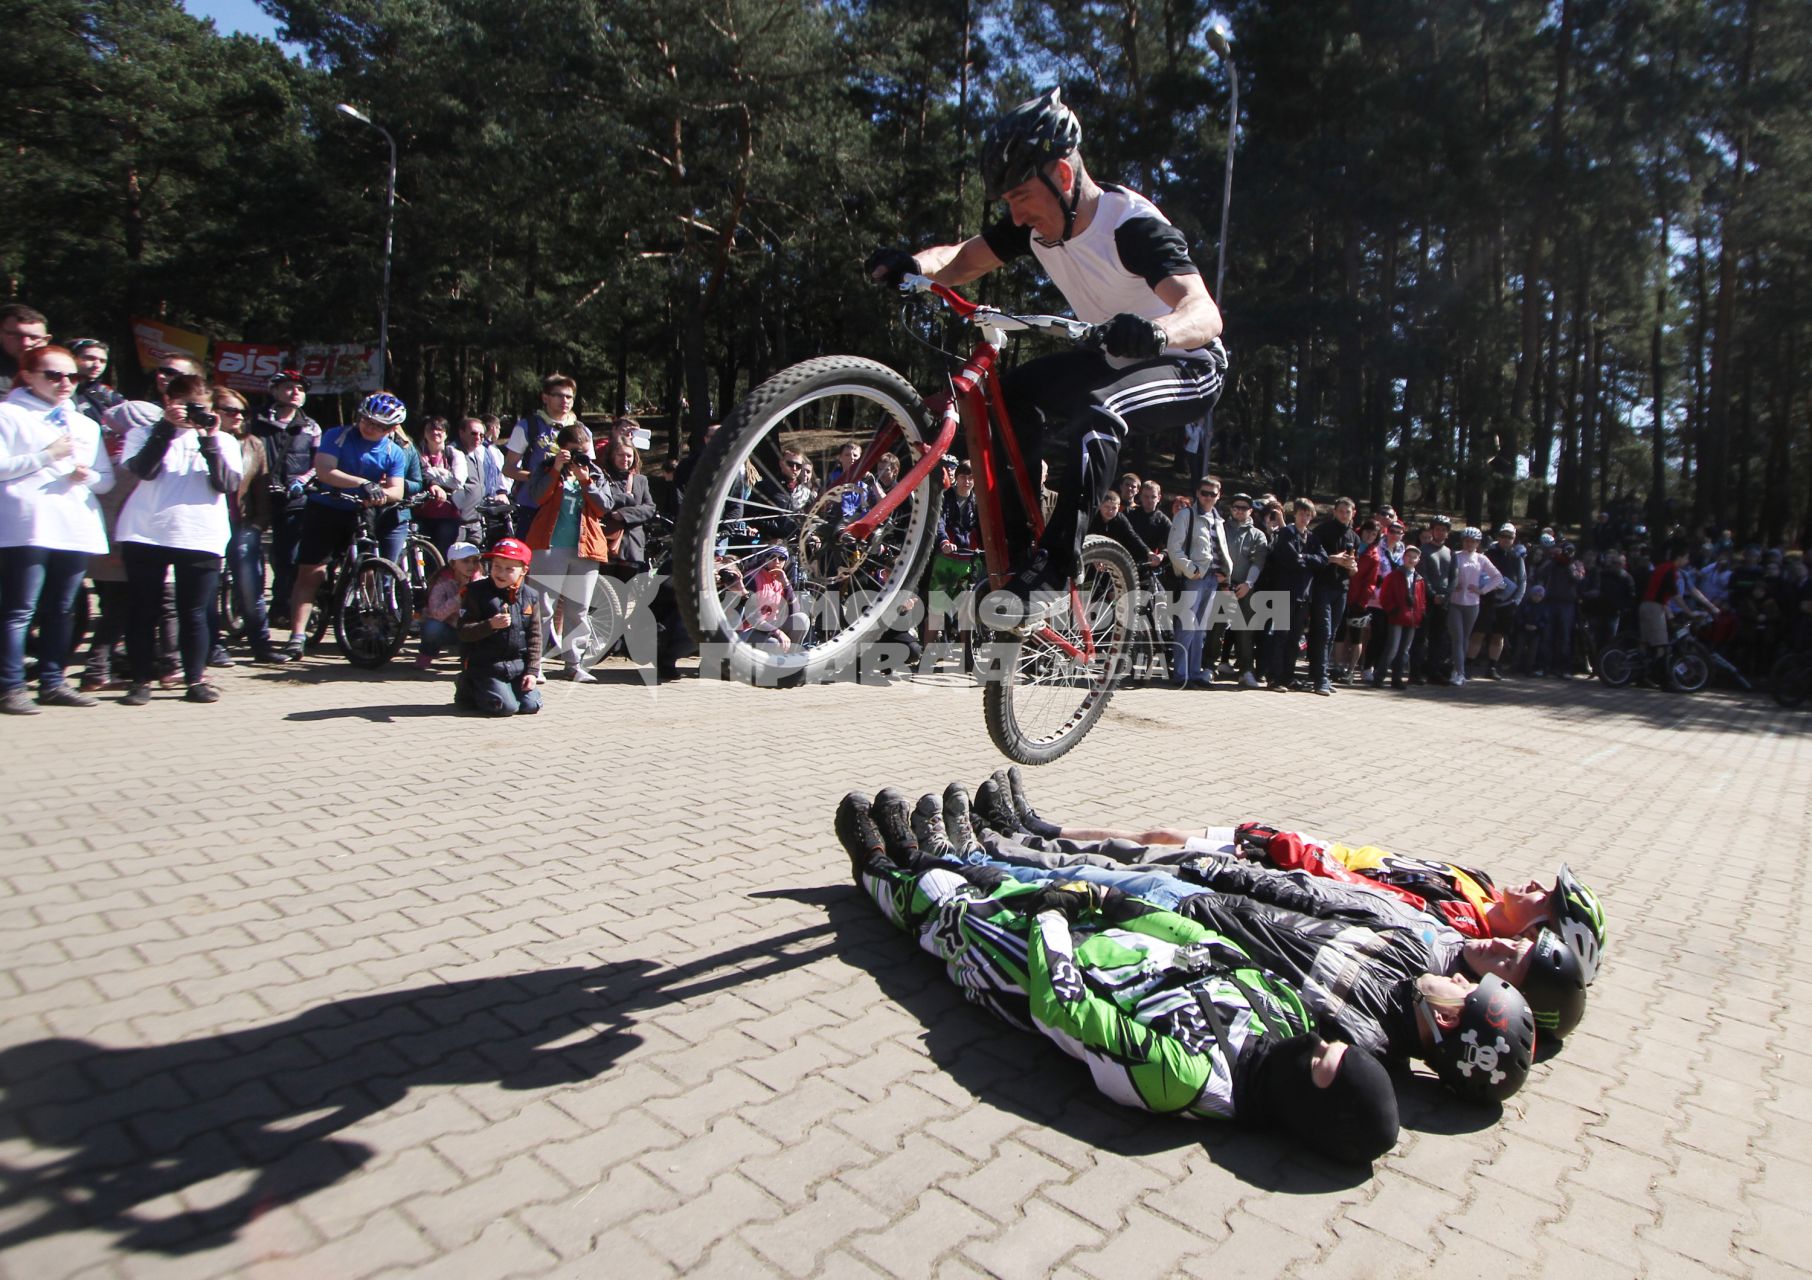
[116,422,242,555]
[1449,549,1506,607]
[0,387,115,554]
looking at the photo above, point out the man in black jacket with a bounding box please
[1255,498,1315,690]
[1306,498,1360,695]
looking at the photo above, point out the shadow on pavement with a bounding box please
[765,884,1379,1193]
[0,922,839,1257]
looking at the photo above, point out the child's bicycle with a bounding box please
[675,275,1138,763]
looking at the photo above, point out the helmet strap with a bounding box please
[1037,163,1082,243]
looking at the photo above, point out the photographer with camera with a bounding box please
[278,393,410,662]
[115,374,243,704]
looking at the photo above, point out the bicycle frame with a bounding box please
[835,280,1099,662]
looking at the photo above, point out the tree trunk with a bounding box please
[1649,201,1669,533]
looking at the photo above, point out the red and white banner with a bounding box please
[213,341,294,393]
[212,340,383,396]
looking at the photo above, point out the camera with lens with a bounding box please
[185,403,218,429]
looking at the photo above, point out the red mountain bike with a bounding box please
[674,275,1138,763]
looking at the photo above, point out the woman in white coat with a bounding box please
[0,346,115,713]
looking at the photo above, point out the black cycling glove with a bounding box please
[864,246,921,288]
[1085,313,1169,360]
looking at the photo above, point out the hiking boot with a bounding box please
[973,776,1022,836]
[38,685,98,708]
[1003,765,1062,838]
[120,683,153,707]
[2,688,40,715]
[834,792,885,876]
[871,788,920,862]
[942,782,978,852]
[911,794,957,860]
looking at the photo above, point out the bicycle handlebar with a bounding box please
[898,273,1096,345]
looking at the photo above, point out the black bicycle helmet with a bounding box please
[1420,975,1536,1104]
[980,87,1084,237]
[1519,928,1587,1038]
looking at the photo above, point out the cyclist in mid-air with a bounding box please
[864,87,1228,623]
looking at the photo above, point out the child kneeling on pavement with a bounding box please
[455,537,543,716]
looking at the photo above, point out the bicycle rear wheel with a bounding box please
[983,536,1136,765]
[1666,641,1710,694]
[1595,644,1636,687]
[581,576,627,666]
[674,356,943,685]
[335,557,411,668]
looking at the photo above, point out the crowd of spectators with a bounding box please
[6,297,1810,717]
[1079,469,1812,697]
[0,302,664,716]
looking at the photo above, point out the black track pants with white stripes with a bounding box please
[998,348,1225,578]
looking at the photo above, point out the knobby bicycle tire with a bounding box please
[674,356,943,686]
[983,536,1137,765]
[335,557,412,669]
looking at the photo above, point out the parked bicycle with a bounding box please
[1596,611,1720,693]
[305,501,414,668]
[676,276,1136,763]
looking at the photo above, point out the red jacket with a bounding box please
[1379,568,1427,627]
[1347,543,1383,610]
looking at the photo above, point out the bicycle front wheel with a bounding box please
[674,356,943,685]
[335,557,411,668]
[1770,654,1811,709]
[983,536,1137,765]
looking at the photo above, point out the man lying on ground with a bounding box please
[869,789,1551,1100]
[963,767,1607,985]
[837,795,1401,1164]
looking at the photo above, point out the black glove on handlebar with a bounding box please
[359,481,385,505]
[864,246,921,288]
[1084,313,1169,360]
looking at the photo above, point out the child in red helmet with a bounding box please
[454,537,543,715]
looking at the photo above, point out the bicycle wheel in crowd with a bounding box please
[581,576,627,666]
[1770,654,1811,709]
[308,568,338,646]
[1595,644,1636,687]
[1666,642,1711,694]
[404,537,444,616]
[674,356,943,686]
[216,562,245,642]
[983,536,1137,766]
[335,557,412,668]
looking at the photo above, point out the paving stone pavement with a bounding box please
[2,659,1809,1279]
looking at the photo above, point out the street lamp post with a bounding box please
[336,103,396,386]
[1204,23,1238,303]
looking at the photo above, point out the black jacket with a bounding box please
[1307,519,1357,589]
[458,577,545,678]
[1259,522,1322,602]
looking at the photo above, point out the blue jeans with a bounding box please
[1309,580,1346,685]
[1169,576,1217,683]
[459,672,542,716]
[375,512,409,565]
[2,546,90,693]
[212,524,273,653]
[419,618,457,657]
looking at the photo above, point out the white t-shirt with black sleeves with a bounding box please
[981,185,1217,363]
